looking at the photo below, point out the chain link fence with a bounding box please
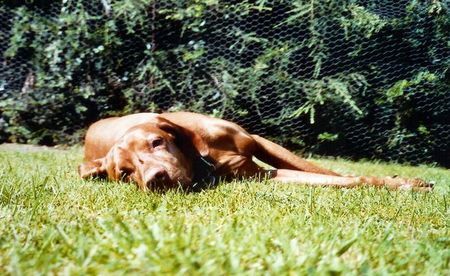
[0,0,449,166]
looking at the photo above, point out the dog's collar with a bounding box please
[191,155,218,191]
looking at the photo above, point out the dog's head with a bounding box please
[78,119,209,191]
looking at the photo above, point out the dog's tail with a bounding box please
[251,135,341,176]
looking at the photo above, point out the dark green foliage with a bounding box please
[0,0,449,166]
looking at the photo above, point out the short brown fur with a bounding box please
[79,112,433,191]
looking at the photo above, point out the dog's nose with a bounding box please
[144,167,169,189]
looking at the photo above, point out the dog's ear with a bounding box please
[157,119,209,157]
[78,158,107,179]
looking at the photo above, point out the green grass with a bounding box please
[0,147,449,275]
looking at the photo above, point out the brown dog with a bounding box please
[79,112,433,191]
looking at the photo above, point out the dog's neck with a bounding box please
[190,155,217,191]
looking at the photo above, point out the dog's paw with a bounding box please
[388,176,434,192]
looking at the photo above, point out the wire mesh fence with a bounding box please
[0,0,449,166]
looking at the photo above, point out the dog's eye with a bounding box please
[151,138,164,149]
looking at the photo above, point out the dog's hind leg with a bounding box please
[268,169,433,191]
[251,134,341,176]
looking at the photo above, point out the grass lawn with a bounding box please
[0,146,449,274]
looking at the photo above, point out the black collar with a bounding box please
[191,156,218,191]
